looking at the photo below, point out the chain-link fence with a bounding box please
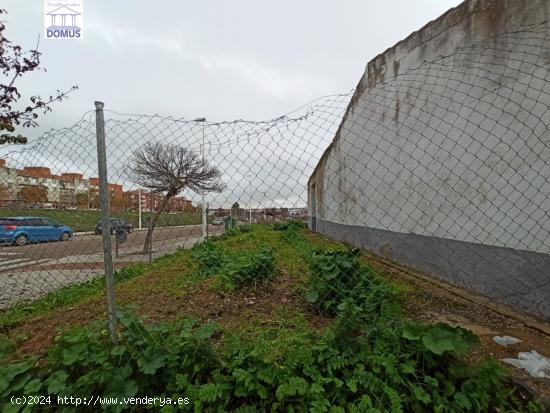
[0,92,351,314]
[0,20,549,325]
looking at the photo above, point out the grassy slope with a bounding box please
[0,225,332,338]
[0,208,207,231]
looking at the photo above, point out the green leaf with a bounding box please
[275,378,308,400]
[310,382,324,394]
[346,379,357,393]
[2,401,23,413]
[198,383,225,402]
[454,392,472,409]
[23,378,42,394]
[411,384,431,404]
[62,343,88,365]
[111,345,126,357]
[424,376,439,388]
[8,372,32,392]
[421,324,479,356]
[402,324,424,341]
[137,351,167,375]
[47,370,68,394]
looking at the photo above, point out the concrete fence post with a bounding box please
[95,101,117,343]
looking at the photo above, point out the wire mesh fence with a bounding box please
[0,92,351,311]
[0,20,549,325]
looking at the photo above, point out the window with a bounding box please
[41,218,58,226]
[26,218,43,226]
[0,218,17,225]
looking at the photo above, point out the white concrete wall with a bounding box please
[310,0,550,255]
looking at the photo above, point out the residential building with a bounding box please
[123,190,193,212]
[0,161,90,208]
[0,160,119,210]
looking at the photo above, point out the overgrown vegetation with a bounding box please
[191,239,225,277]
[0,309,220,411]
[0,223,543,412]
[221,246,274,289]
[306,248,386,315]
[273,219,307,232]
[237,224,253,233]
[191,235,275,289]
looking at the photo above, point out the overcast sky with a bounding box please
[3,0,462,137]
[2,0,464,207]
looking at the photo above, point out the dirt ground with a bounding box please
[361,251,550,402]
[4,265,328,357]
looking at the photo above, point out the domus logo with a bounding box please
[44,0,83,39]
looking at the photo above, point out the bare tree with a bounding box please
[127,142,224,254]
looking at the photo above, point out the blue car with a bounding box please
[0,217,74,246]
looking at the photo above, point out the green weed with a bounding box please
[221,247,275,289]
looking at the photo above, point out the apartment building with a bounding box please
[123,189,192,212]
[0,160,91,208]
[0,159,193,211]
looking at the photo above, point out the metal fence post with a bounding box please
[149,191,153,262]
[206,202,209,238]
[138,188,142,230]
[95,101,117,343]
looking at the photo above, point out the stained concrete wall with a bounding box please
[308,0,550,319]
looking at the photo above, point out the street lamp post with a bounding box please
[149,191,153,262]
[246,174,253,224]
[138,188,142,230]
[194,117,207,239]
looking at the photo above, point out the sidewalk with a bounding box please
[0,233,216,309]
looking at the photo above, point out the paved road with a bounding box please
[0,225,222,273]
[0,225,223,308]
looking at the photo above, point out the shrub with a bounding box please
[225,228,238,237]
[272,221,287,231]
[221,247,275,289]
[114,264,146,282]
[305,248,383,315]
[273,219,307,232]
[191,239,225,276]
[288,219,307,230]
[238,224,253,233]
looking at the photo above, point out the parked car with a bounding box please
[212,218,224,226]
[0,217,74,246]
[95,218,133,235]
